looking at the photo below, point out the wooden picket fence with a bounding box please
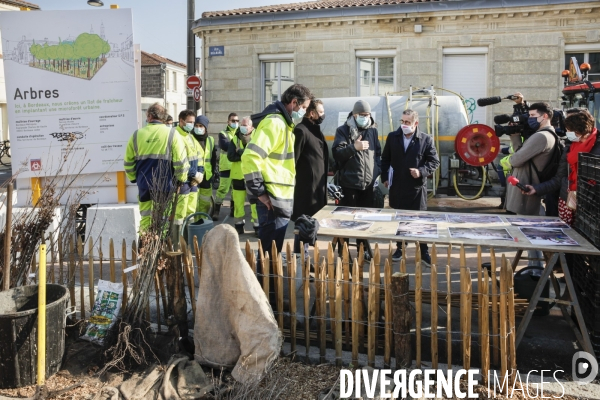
[38,234,519,384]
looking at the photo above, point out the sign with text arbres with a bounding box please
[0,9,137,178]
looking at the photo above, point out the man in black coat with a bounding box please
[293,99,328,253]
[332,99,381,262]
[381,109,440,265]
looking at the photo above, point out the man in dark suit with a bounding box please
[381,109,440,265]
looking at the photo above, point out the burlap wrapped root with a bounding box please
[194,224,282,383]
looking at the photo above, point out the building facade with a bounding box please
[193,0,600,128]
[140,51,187,121]
[0,0,41,141]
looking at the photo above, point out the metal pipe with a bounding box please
[37,243,47,386]
[3,183,12,291]
[187,0,196,111]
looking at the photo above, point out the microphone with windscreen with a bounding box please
[507,176,530,192]
[477,95,521,107]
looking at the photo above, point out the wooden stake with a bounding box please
[446,264,452,370]
[384,258,392,369]
[2,183,12,291]
[351,258,360,366]
[327,243,336,343]
[342,241,351,348]
[193,236,202,282]
[481,269,490,384]
[431,244,438,369]
[88,237,95,309]
[465,263,472,371]
[392,272,411,369]
[477,245,483,365]
[78,236,85,320]
[373,243,381,354]
[109,238,115,283]
[121,239,128,310]
[415,242,422,368]
[318,257,326,363]
[158,270,168,322]
[276,253,284,334]
[68,236,76,316]
[154,273,162,332]
[290,247,297,353]
[98,236,103,281]
[263,254,270,299]
[303,254,310,359]
[246,240,252,265]
[506,258,517,384]
[499,254,508,388]
[368,258,376,368]
[335,258,343,366]
[491,248,499,367]
[357,242,365,354]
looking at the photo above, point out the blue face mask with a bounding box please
[183,122,194,132]
[291,107,306,123]
[240,126,249,135]
[356,115,369,128]
[194,127,205,135]
[527,116,541,131]
[229,122,238,129]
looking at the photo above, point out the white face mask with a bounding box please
[183,122,194,132]
[565,131,580,142]
[401,124,414,135]
[194,127,205,135]
[355,115,369,128]
[292,107,306,124]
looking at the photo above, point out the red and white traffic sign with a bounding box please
[186,76,202,89]
[193,87,201,102]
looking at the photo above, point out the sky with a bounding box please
[32,0,301,63]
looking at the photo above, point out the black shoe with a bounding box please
[392,248,403,261]
[229,200,235,217]
[253,223,259,238]
[234,222,244,235]
[212,203,221,221]
[421,252,431,267]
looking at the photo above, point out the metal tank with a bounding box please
[318,90,470,195]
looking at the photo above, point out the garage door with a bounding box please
[442,54,487,125]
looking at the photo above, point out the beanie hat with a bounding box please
[353,100,371,114]
[195,115,209,130]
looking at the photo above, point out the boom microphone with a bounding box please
[507,176,530,193]
[493,114,512,125]
[477,96,503,107]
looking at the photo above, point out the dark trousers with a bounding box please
[256,202,290,258]
[340,184,374,255]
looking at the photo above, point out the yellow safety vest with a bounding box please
[218,126,236,171]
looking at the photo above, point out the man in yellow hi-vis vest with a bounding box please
[124,103,189,233]
[213,113,238,220]
[242,84,313,257]
[193,115,217,214]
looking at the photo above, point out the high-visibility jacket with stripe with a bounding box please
[176,126,204,181]
[242,106,296,218]
[124,122,189,202]
[229,135,247,181]
[218,126,236,172]
[203,135,214,181]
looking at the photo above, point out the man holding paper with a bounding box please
[381,109,440,265]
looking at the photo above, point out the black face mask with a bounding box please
[315,114,325,125]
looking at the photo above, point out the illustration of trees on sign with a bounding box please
[28,32,110,80]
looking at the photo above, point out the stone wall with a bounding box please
[141,65,163,98]
[196,3,600,129]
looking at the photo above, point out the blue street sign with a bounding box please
[209,46,224,57]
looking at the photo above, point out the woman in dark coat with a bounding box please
[292,99,327,253]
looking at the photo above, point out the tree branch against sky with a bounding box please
[31,0,300,63]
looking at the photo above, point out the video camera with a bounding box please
[476,95,567,138]
[476,95,534,138]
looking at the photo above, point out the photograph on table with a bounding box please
[355,213,393,222]
[320,218,374,231]
[520,227,579,246]
[506,217,570,228]
[449,227,513,241]
[331,206,381,215]
[395,212,447,223]
[396,221,439,238]
[446,214,504,224]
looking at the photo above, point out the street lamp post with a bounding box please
[187,0,196,111]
